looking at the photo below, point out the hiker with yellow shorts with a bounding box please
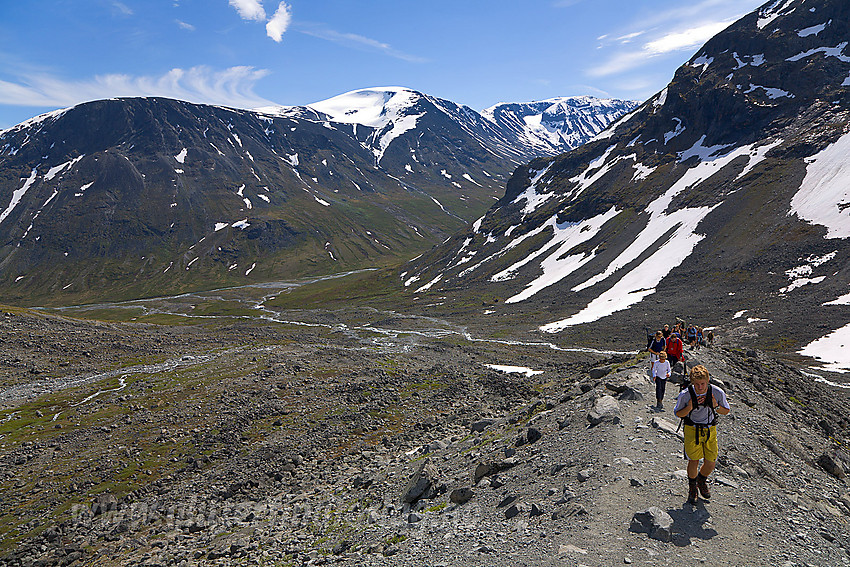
[674,365,731,504]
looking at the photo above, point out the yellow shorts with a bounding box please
[683,425,718,462]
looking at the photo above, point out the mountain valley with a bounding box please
[0,0,850,565]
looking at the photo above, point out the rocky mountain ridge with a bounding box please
[401,0,850,371]
[0,90,636,306]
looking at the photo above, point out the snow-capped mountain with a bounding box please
[262,87,638,166]
[0,89,635,304]
[482,96,640,156]
[402,0,850,372]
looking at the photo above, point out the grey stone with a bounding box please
[552,503,588,520]
[589,366,612,380]
[618,387,644,401]
[650,416,683,440]
[504,503,526,519]
[474,458,518,484]
[402,459,439,503]
[817,453,846,479]
[497,495,517,508]
[577,469,593,482]
[450,487,475,505]
[630,507,674,542]
[91,493,118,516]
[587,395,621,426]
[470,419,495,433]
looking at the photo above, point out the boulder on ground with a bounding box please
[474,458,518,484]
[630,507,674,542]
[587,395,621,425]
[618,387,644,401]
[651,416,684,440]
[817,453,847,480]
[402,459,439,503]
[589,366,612,380]
[470,419,495,433]
[450,487,475,505]
[91,493,118,516]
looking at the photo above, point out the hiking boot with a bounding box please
[697,474,711,499]
[687,478,698,504]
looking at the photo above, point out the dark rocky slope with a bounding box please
[401,0,850,364]
[0,91,636,306]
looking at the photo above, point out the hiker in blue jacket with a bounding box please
[647,330,666,376]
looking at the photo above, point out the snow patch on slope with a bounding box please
[498,207,620,304]
[540,139,778,331]
[789,130,850,239]
[800,323,850,373]
[0,168,38,225]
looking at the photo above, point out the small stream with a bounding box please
[5,271,643,410]
[0,347,247,407]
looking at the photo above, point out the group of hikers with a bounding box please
[643,321,730,505]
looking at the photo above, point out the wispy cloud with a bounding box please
[299,24,427,63]
[228,0,266,21]
[110,1,134,16]
[0,66,277,111]
[643,21,734,55]
[176,20,196,31]
[266,2,292,42]
[588,0,763,78]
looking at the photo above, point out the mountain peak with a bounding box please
[306,87,423,128]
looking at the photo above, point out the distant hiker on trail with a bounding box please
[647,331,666,375]
[696,327,704,349]
[662,324,671,339]
[651,350,671,410]
[686,325,698,348]
[707,329,715,347]
[674,365,731,505]
[665,333,684,367]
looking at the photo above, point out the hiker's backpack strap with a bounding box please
[706,385,718,426]
[683,385,698,426]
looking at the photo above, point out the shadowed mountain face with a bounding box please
[402,0,850,364]
[0,91,635,305]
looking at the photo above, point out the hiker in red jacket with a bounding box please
[666,333,685,366]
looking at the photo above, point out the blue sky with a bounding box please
[0,0,766,130]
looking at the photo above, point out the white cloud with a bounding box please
[616,31,646,43]
[644,21,734,54]
[229,0,266,21]
[266,2,292,42]
[111,1,133,16]
[300,25,427,63]
[588,0,763,77]
[176,20,196,31]
[587,50,654,78]
[0,66,277,112]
